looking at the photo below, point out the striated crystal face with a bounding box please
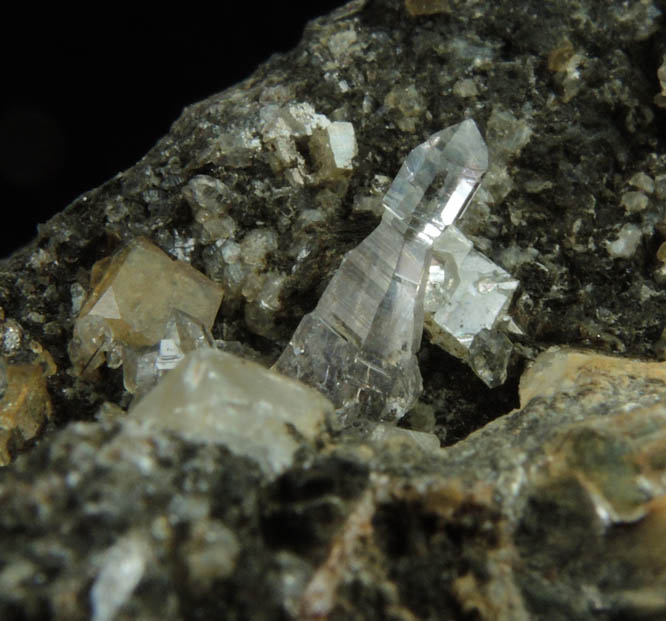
[275,120,488,420]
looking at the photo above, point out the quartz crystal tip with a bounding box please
[438,118,488,172]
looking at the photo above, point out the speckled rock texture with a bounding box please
[1,0,666,618]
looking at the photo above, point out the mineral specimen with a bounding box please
[310,121,358,179]
[424,225,519,387]
[2,0,666,618]
[275,120,488,420]
[130,348,332,477]
[69,237,223,375]
[260,102,358,185]
[605,223,643,259]
[183,175,238,243]
[122,309,214,398]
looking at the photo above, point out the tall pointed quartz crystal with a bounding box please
[275,120,488,420]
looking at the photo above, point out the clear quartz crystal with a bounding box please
[275,120,488,419]
[123,309,214,398]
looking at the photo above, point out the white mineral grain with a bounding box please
[327,28,358,62]
[129,348,332,478]
[370,423,441,453]
[453,78,479,98]
[310,121,358,177]
[621,191,649,214]
[486,105,533,161]
[628,172,654,194]
[90,534,149,621]
[183,519,241,586]
[384,84,425,132]
[183,175,230,213]
[70,283,86,315]
[241,228,278,266]
[606,223,642,258]
[257,272,288,312]
[220,240,242,263]
[655,174,666,199]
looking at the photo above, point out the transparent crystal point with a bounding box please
[274,120,488,420]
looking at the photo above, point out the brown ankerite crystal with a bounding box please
[69,237,223,375]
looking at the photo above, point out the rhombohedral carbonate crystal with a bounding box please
[275,120,488,420]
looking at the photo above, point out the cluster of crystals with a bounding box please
[260,102,358,185]
[122,309,215,399]
[69,238,223,398]
[275,120,488,420]
[424,225,519,387]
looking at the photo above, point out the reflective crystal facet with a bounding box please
[424,225,519,363]
[275,120,488,419]
[122,309,215,398]
[130,348,332,478]
[468,328,513,388]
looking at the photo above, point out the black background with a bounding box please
[0,4,346,258]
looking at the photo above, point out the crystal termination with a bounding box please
[275,120,488,420]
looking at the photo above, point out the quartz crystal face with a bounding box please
[275,120,488,420]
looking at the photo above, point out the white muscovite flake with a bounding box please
[274,120,488,420]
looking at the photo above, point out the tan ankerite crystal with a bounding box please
[70,238,223,373]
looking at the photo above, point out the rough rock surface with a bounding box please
[1,0,666,618]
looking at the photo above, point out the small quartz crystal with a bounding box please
[468,328,513,387]
[122,309,215,398]
[275,120,488,420]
